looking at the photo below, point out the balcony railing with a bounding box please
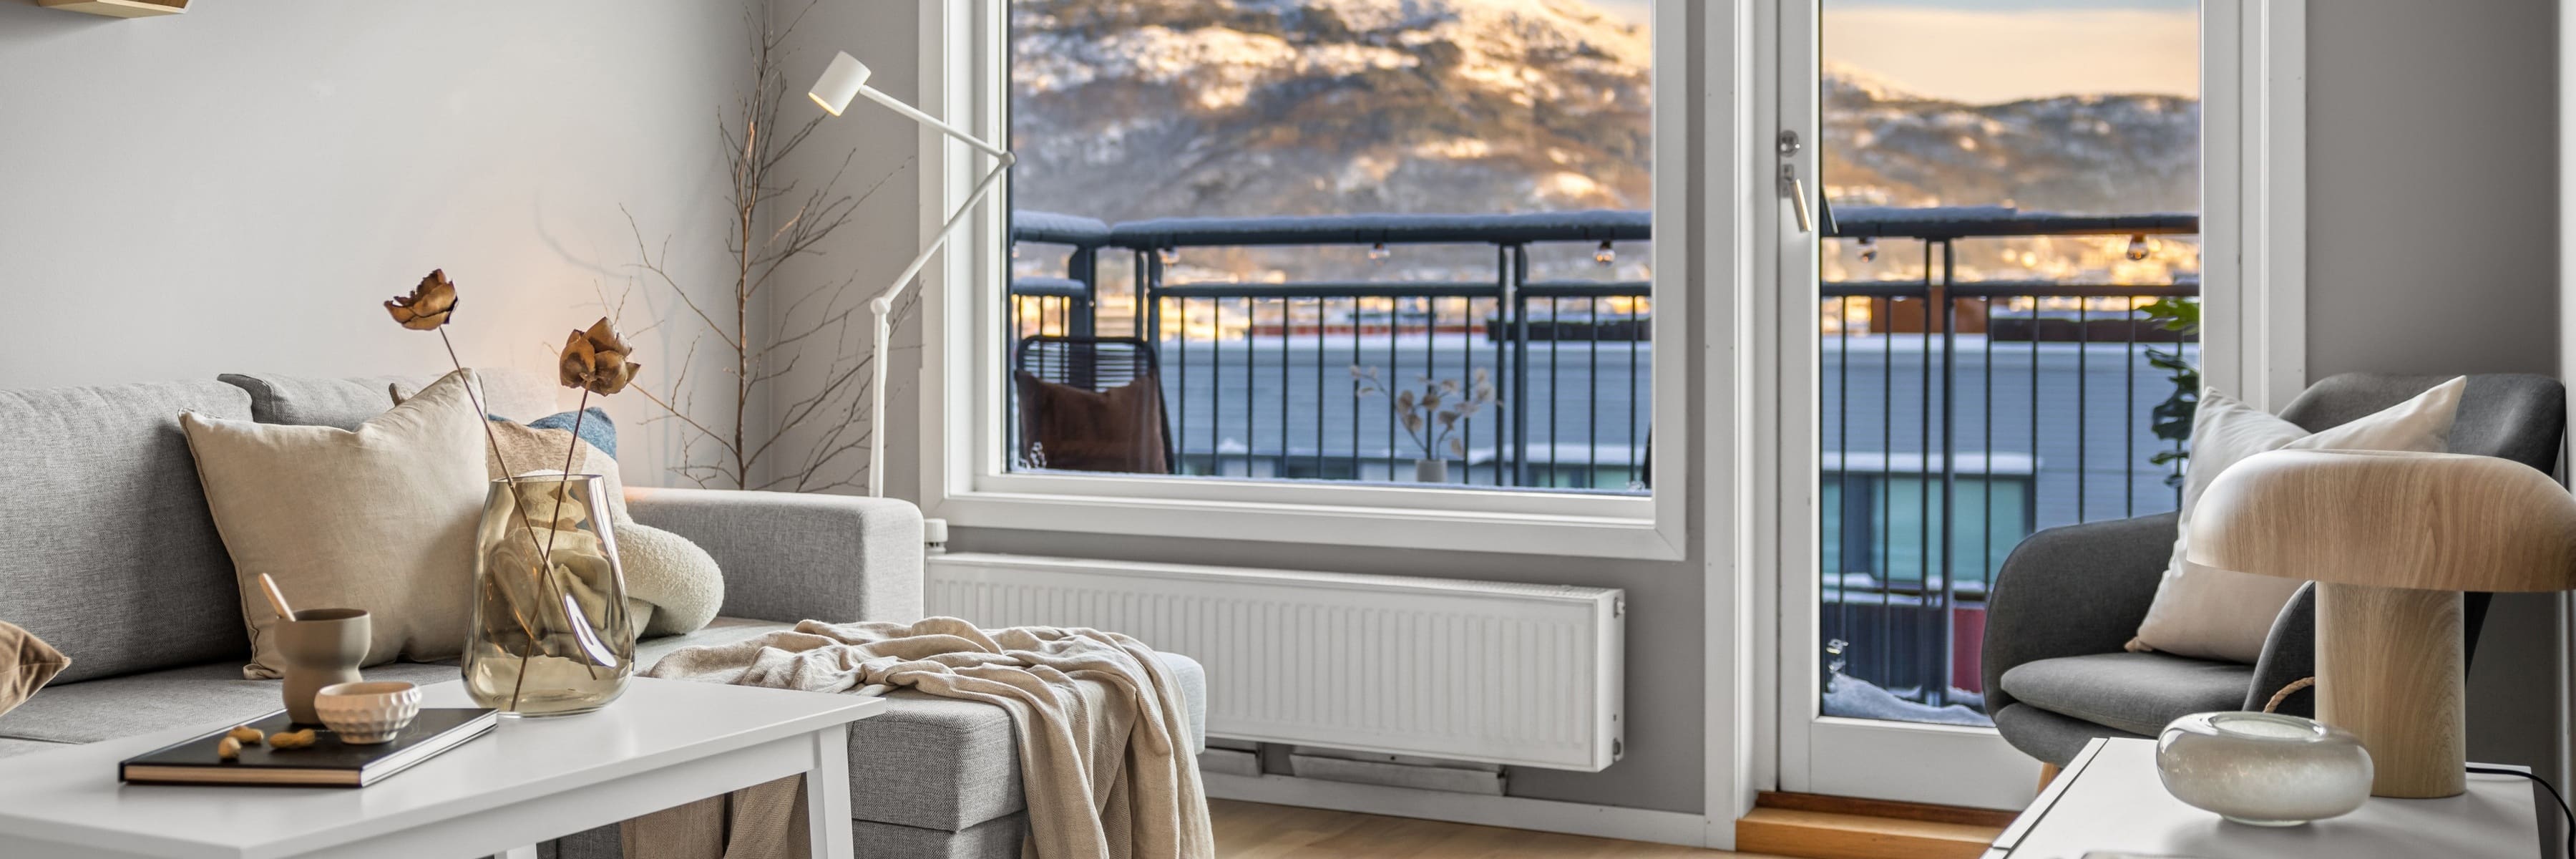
[1008,205,2200,722]
[1011,210,1652,490]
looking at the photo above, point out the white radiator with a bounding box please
[924,552,1624,772]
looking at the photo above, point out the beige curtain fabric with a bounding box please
[628,618,1211,859]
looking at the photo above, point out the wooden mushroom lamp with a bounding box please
[2187,448,2576,798]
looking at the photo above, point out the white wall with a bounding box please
[0,0,750,487]
[2309,0,2564,778]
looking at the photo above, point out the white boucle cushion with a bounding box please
[2130,377,2465,663]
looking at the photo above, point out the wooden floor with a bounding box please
[1211,800,1797,858]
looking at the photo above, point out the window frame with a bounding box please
[913,0,1694,560]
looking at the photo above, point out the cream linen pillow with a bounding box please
[182,369,489,679]
[2130,377,2466,662]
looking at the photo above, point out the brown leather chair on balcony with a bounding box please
[1981,373,2563,765]
[1010,335,1176,475]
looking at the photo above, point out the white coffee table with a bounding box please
[0,676,882,859]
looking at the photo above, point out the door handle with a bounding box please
[1778,130,1814,233]
[1782,165,1815,234]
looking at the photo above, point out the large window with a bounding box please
[1002,0,1659,498]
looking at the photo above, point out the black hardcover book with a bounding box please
[119,708,497,787]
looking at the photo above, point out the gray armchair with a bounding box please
[1982,373,2565,765]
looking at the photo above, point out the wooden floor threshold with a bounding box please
[1732,793,2009,859]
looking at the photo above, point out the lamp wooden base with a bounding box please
[2316,581,2465,798]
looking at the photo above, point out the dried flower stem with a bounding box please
[433,330,557,649]
[507,389,600,711]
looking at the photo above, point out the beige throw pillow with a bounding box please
[2130,377,2466,662]
[182,369,489,679]
[0,621,69,717]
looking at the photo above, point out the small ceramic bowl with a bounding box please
[2157,711,2373,825]
[315,681,421,744]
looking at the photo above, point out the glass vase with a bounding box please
[461,474,635,717]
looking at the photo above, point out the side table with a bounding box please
[1991,737,2562,858]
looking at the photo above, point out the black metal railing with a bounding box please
[1009,210,1651,490]
[1815,206,2200,718]
[1006,205,2202,722]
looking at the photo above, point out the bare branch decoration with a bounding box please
[608,5,914,492]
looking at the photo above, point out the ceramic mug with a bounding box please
[275,608,369,724]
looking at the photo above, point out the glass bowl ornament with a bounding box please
[2156,711,2373,825]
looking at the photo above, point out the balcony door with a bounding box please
[1770,0,2226,809]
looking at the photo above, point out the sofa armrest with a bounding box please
[1981,511,2175,716]
[624,487,924,625]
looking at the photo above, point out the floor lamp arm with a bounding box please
[864,154,1012,498]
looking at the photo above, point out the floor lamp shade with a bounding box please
[809,52,871,116]
[2187,448,2576,797]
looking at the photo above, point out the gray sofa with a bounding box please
[1981,372,2563,765]
[0,372,1205,858]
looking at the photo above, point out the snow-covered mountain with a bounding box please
[1822,61,2198,214]
[1010,0,2197,225]
[1011,0,1653,222]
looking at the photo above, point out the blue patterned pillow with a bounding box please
[517,407,615,457]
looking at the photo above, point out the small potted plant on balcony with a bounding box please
[1353,367,1497,484]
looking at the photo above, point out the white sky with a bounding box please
[1825,3,2200,103]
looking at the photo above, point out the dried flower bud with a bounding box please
[558,317,640,396]
[386,269,460,331]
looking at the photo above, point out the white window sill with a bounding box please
[924,477,1684,560]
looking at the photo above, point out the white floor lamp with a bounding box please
[809,50,1015,498]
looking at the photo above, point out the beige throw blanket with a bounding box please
[627,618,1213,859]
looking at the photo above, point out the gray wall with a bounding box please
[0,0,750,487]
[2310,0,2564,776]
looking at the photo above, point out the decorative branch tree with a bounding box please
[614,6,914,493]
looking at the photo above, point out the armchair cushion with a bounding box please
[1999,652,2253,738]
[2135,378,2462,664]
[1981,511,2175,717]
[1991,704,2148,767]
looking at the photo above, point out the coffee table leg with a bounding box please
[806,724,854,859]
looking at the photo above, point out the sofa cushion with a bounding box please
[1999,651,2252,738]
[0,380,253,683]
[0,659,459,745]
[219,369,557,429]
[0,736,70,762]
